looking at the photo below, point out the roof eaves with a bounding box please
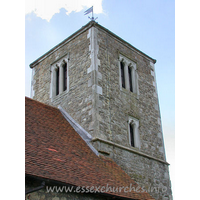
[26,174,151,200]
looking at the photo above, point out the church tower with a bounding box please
[30,21,172,200]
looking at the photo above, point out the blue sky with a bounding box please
[25,0,175,196]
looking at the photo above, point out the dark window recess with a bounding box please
[56,68,59,95]
[63,63,67,91]
[130,124,135,147]
[121,62,125,88]
[128,66,133,92]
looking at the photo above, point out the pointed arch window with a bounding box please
[120,61,125,88]
[63,62,67,91]
[56,67,59,96]
[128,117,141,149]
[128,66,133,92]
[129,123,135,147]
[119,54,138,96]
[50,55,69,99]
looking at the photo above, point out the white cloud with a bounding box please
[25,0,103,22]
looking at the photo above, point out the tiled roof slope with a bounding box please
[25,97,154,200]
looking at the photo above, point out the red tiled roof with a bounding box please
[25,97,154,200]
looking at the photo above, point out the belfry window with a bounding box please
[128,66,133,92]
[56,67,59,96]
[119,54,138,95]
[50,55,69,99]
[63,63,67,91]
[120,61,125,88]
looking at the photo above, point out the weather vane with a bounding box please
[84,6,98,21]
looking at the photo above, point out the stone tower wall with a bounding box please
[89,25,172,200]
[31,26,95,132]
[95,26,165,160]
[30,22,172,200]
